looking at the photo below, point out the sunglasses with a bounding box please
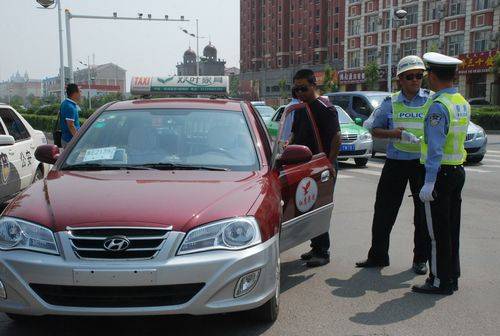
[404,73,424,81]
[293,85,309,93]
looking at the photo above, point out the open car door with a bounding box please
[275,103,335,252]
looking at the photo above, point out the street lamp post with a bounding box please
[79,58,93,109]
[387,6,408,93]
[36,0,66,102]
[65,11,189,83]
[180,20,207,76]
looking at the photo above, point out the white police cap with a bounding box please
[423,52,462,70]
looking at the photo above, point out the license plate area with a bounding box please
[340,144,355,152]
[73,269,157,286]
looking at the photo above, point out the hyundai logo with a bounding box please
[103,236,130,252]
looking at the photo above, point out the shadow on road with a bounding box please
[325,268,417,298]
[325,268,444,325]
[280,259,315,294]
[349,291,444,325]
[0,313,272,336]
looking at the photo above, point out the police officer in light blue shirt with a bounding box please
[356,56,431,275]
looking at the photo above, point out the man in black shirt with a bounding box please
[291,69,341,267]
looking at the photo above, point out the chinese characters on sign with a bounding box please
[339,67,396,85]
[458,50,498,75]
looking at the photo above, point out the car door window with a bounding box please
[273,107,284,122]
[329,95,350,110]
[0,121,6,135]
[352,96,371,117]
[0,109,30,141]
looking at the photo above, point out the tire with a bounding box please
[32,166,44,183]
[251,255,280,323]
[466,155,484,164]
[354,158,368,167]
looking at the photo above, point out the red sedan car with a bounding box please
[0,77,334,323]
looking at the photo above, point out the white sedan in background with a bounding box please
[0,103,49,204]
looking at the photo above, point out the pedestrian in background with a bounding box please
[291,69,341,267]
[412,52,469,295]
[60,83,82,148]
[356,56,431,275]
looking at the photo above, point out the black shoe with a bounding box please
[300,249,315,261]
[452,279,459,291]
[355,259,389,268]
[306,255,330,267]
[411,282,453,295]
[412,262,428,275]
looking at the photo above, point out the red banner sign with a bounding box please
[458,50,497,75]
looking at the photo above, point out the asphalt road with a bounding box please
[1,135,500,336]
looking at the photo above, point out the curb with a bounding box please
[485,130,500,134]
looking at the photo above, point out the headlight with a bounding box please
[177,217,262,255]
[0,217,59,255]
[359,132,372,141]
[477,130,485,139]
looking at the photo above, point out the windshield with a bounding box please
[367,94,390,109]
[63,109,259,171]
[335,106,354,124]
[254,105,275,118]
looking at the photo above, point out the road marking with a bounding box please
[482,165,500,169]
[483,158,500,163]
[464,167,493,173]
[337,174,354,179]
[342,169,381,176]
[487,150,500,154]
[485,154,500,158]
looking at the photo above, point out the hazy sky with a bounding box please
[0,0,240,86]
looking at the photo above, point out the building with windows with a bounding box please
[342,0,500,103]
[239,0,345,103]
[43,63,126,99]
[176,42,227,76]
[0,71,42,104]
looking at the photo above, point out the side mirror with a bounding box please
[35,144,60,165]
[354,117,363,126]
[277,145,312,166]
[0,135,15,146]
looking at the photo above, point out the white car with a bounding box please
[0,103,49,203]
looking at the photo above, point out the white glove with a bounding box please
[401,130,420,144]
[419,182,435,202]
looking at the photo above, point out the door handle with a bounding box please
[321,170,330,182]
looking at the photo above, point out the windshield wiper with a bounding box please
[61,163,156,171]
[142,163,228,171]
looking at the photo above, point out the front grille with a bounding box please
[68,227,170,260]
[465,133,475,141]
[341,133,358,143]
[466,147,480,154]
[30,283,204,308]
[339,149,367,156]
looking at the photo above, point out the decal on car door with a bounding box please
[0,153,10,184]
[295,177,318,213]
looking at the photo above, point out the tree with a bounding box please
[365,62,380,90]
[322,65,335,94]
[229,75,240,98]
[278,79,288,100]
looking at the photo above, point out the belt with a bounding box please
[439,165,463,171]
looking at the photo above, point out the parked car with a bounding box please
[464,121,487,163]
[266,104,372,166]
[0,78,335,323]
[251,102,275,124]
[324,91,390,122]
[468,98,491,106]
[0,103,49,204]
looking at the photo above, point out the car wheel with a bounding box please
[252,255,280,323]
[467,155,484,164]
[32,166,44,183]
[354,158,368,167]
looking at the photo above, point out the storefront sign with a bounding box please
[458,50,497,75]
[339,67,396,85]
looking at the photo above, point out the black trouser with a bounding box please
[310,161,338,256]
[367,159,430,264]
[425,165,465,287]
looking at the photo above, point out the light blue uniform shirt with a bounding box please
[283,98,300,137]
[423,88,457,183]
[372,88,431,160]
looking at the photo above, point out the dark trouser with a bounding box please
[310,161,338,256]
[367,159,430,264]
[425,165,465,287]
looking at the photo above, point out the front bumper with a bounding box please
[465,136,487,159]
[0,231,279,316]
[338,139,373,159]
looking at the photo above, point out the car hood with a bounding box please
[5,170,266,233]
[340,123,368,134]
[468,121,483,134]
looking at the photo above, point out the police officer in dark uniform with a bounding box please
[412,52,470,295]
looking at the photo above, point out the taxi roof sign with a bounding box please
[131,76,229,96]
